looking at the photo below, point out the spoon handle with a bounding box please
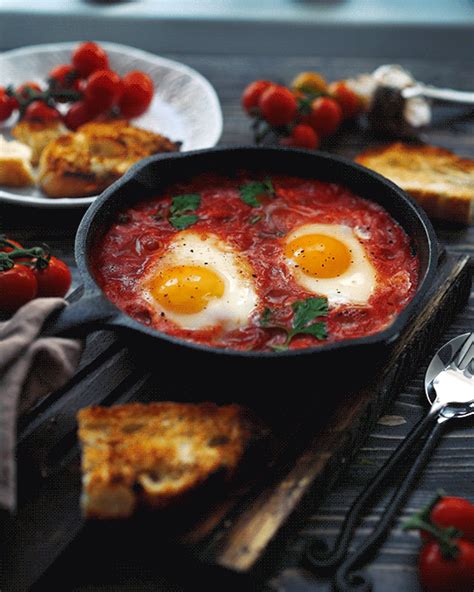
[305,407,442,573]
[402,84,474,104]
[333,417,447,591]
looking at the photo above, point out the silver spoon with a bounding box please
[305,333,474,591]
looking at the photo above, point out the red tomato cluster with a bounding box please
[0,42,154,130]
[403,493,474,592]
[241,71,362,150]
[0,237,72,313]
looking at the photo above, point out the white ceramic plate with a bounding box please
[0,42,223,208]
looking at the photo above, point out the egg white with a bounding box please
[141,231,258,331]
[284,223,377,305]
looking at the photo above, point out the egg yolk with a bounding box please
[149,265,225,314]
[285,234,352,278]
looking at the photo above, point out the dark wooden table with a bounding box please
[2,54,473,592]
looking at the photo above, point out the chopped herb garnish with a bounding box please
[239,178,275,208]
[170,194,201,215]
[249,215,262,225]
[260,296,328,351]
[168,193,201,229]
[169,214,199,230]
[260,306,273,327]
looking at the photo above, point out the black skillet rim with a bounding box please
[74,146,439,359]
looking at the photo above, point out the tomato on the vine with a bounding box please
[84,69,122,112]
[0,88,15,122]
[118,71,154,119]
[308,96,343,136]
[425,497,474,543]
[35,256,71,298]
[48,64,81,96]
[63,101,97,131]
[241,80,273,114]
[281,124,320,150]
[72,42,109,78]
[259,85,297,126]
[24,101,61,123]
[419,539,474,592]
[329,81,361,119]
[16,81,42,101]
[0,266,38,313]
[291,71,328,95]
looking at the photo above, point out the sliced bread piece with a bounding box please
[356,143,474,224]
[38,120,180,198]
[12,119,67,165]
[0,135,35,187]
[77,402,252,519]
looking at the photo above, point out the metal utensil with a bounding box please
[402,84,474,105]
[305,332,474,592]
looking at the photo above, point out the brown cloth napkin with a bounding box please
[0,298,83,512]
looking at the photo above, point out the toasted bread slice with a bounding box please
[38,120,179,198]
[356,143,474,224]
[12,119,67,165]
[0,135,35,187]
[77,402,252,519]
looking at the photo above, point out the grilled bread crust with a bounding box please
[77,402,252,519]
[356,143,474,224]
[12,120,67,165]
[38,120,179,198]
[0,135,35,187]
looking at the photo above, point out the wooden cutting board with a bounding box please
[1,252,471,591]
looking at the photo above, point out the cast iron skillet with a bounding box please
[45,147,438,395]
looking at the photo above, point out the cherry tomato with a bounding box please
[259,85,297,126]
[34,256,72,298]
[0,89,15,122]
[308,96,343,136]
[16,81,42,103]
[118,71,154,119]
[241,80,273,114]
[329,81,361,119]
[24,101,61,123]
[63,101,97,131]
[419,539,474,592]
[291,71,328,95]
[281,124,320,150]
[22,101,55,123]
[72,42,109,78]
[426,497,474,542]
[0,266,38,313]
[84,69,122,112]
[48,64,81,100]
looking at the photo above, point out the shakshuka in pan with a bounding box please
[92,172,419,351]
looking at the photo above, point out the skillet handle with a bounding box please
[42,291,120,337]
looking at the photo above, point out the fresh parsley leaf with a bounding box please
[270,343,289,352]
[170,193,201,215]
[260,307,273,327]
[260,297,329,350]
[239,178,275,208]
[169,214,199,229]
[293,321,327,340]
[291,297,328,331]
[168,193,201,229]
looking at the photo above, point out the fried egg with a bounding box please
[141,231,258,331]
[283,223,377,305]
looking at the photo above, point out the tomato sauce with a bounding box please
[92,173,419,351]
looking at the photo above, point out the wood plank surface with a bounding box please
[1,53,473,592]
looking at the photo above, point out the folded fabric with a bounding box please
[0,298,83,512]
